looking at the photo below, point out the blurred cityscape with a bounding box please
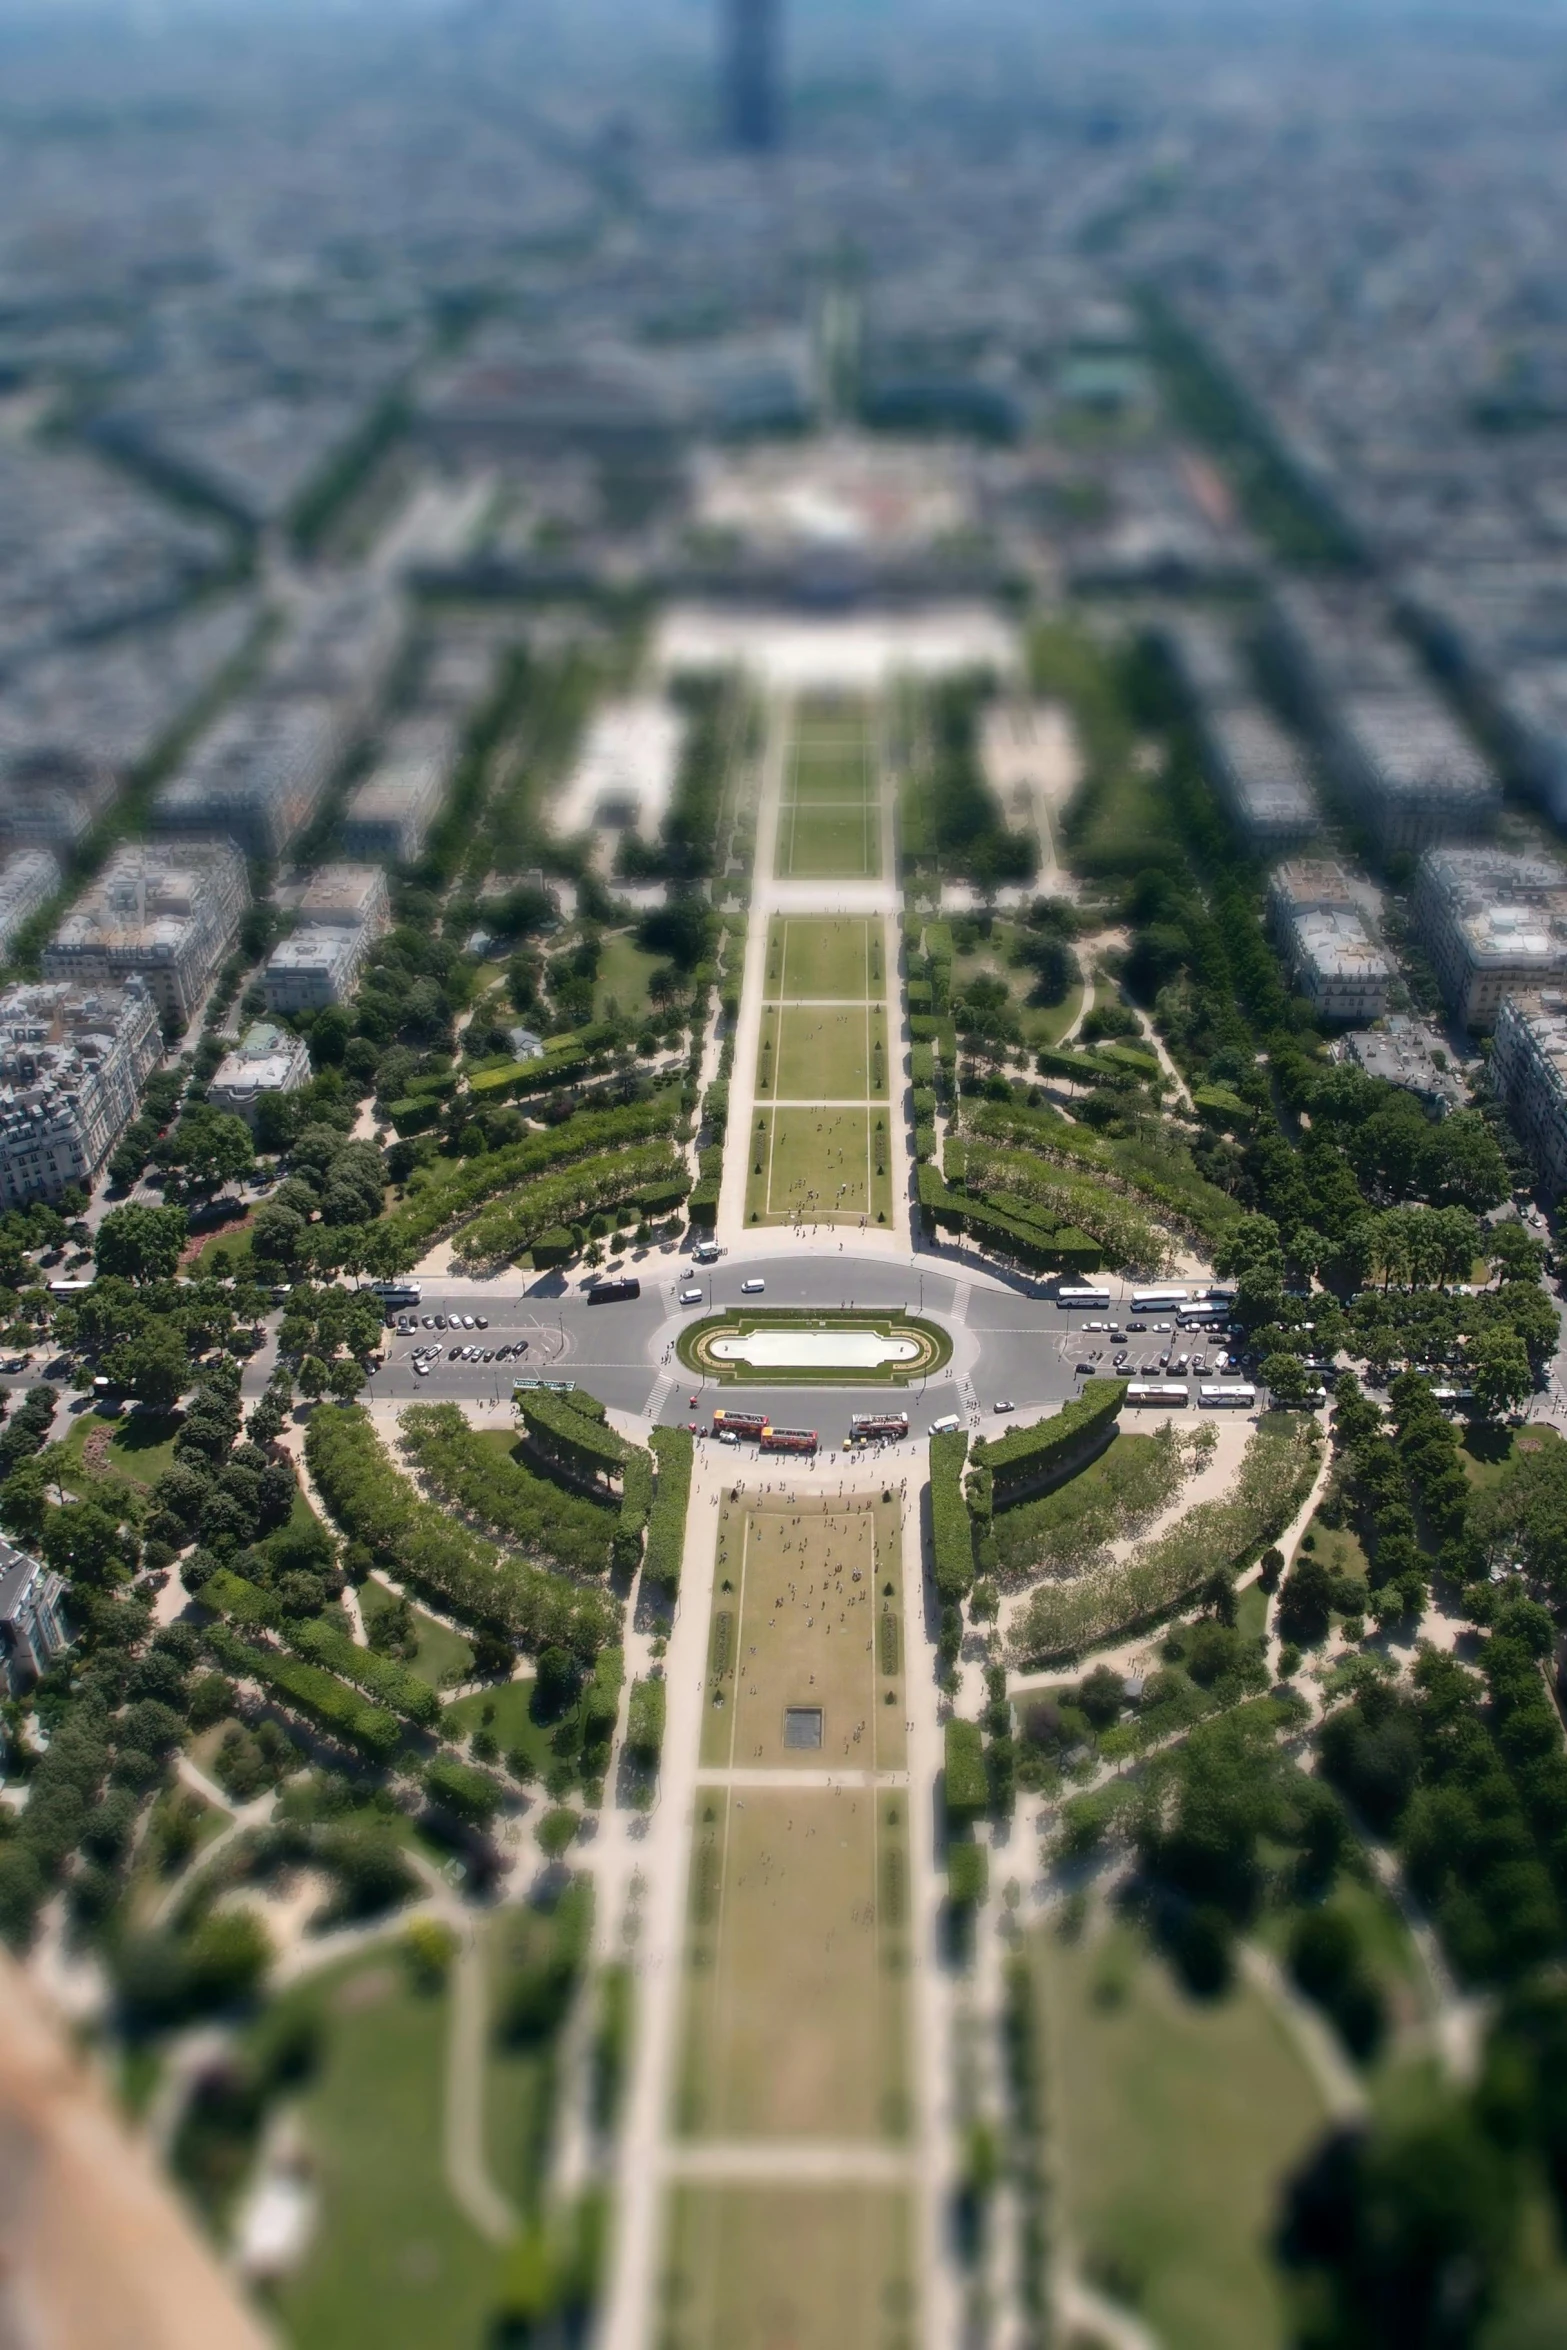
[3,3,1567,2347]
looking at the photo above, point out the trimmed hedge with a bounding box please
[615,1448,654,1574]
[400,1403,618,1578]
[945,1719,988,1823]
[307,1406,617,1660]
[948,1841,989,1908]
[202,1568,442,1725]
[206,1625,402,1761]
[930,1426,973,1601]
[969,1381,1126,1511]
[455,1141,688,1271]
[520,1389,627,1482]
[918,1165,1105,1275]
[625,1675,666,1767]
[644,1427,692,1594]
[424,1754,504,1826]
[382,1096,680,1256]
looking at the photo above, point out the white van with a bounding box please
[680,1287,704,1305]
[740,1278,765,1295]
[928,1413,962,1435]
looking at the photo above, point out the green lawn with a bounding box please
[1035,1912,1327,2350]
[359,1575,476,1689]
[788,739,874,802]
[950,923,1085,1050]
[1296,1519,1371,1589]
[593,930,666,1027]
[482,1906,571,2209]
[660,2185,914,2350]
[191,1220,256,1278]
[443,1679,553,1782]
[54,1406,182,1496]
[775,801,881,882]
[766,916,881,1002]
[1460,1421,1565,1492]
[744,1108,895,1227]
[756,1004,888,1100]
[269,1958,502,2350]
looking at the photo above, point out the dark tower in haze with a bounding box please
[725,0,782,152]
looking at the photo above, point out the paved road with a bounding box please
[344,1251,1233,1443]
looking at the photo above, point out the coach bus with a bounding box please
[586,1277,640,1304]
[368,1279,422,1311]
[760,1425,818,1454]
[1179,1300,1234,1328]
[1125,1382,1190,1407]
[47,1278,95,1300]
[1055,1284,1111,1311]
[712,1409,768,1439]
[848,1412,909,1444]
[1129,1286,1190,1315]
[1199,1383,1257,1408]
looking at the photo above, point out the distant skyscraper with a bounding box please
[725,0,781,152]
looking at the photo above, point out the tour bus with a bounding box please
[369,1280,422,1310]
[1054,1284,1112,1311]
[760,1425,818,1454]
[1130,1286,1190,1315]
[47,1278,94,1300]
[1178,1300,1234,1327]
[1125,1382,1190,1407]
[1199,1383,1257,1408]
[586,1277,640,1304]
[848,1412,910,1445]
[712,1409,769,1439]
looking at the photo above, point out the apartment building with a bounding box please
[0,979,161,1207]
[1492,991,1567,1198]
[0,1541,69,1695]
[1267,860,1392,1022]
[1198,701,1320,853]
[339,716,455,862]
[0,851,60,958]
[297,863,390,940]
[1411,846,1567,1028]
[262,860,388,1013]
[43,843,248,1027]
[152,696,343,860]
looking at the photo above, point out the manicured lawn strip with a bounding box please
[269,1958,500,2350]
[359,1574,475,1688]
[992,1430,1183,1586]
[766,915,878,1001]
[745,1107,894,1225]
[400,1408,619,1577]
[380,1095,681,1257]
[453,1138,689,1271]
[306,1406,618,1661]
[592,930,665,1026]
[776,801,879,882]
[774,1003,888,1099]
[1034,1914,1325,2350]
[677,1786,910,2142]
[931,1427,973,1601]
[1010,1417,1320,1664]
[788,744,874,802]
[660,2185,913,2350]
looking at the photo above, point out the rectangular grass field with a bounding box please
[789,737,875,802]
[701,1492,906,1773]
[775,798,881,882]
[765,915,880,1001]
[675,1784,911,2140]
[755,1004,889,1100]
[743,1107,894,1225]
[658,2185,915,2350]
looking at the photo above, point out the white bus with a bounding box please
[369,1280,422,1309]
[1130,1286,1190,1314]
[1179,1300,1233,1327]
[1055,1285,1111,1310]
[1125,1382,1190,1407]
[48,1278,94,1300]
[1199,1383,1256,1408]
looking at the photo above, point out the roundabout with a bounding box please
[677,1307,952,1385]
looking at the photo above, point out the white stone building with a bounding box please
[0,979,161,1206]
[42,842,248,1027]
[1411,846,1567,1029]
[0,850,60,957]
[1492,991,1567,1198]
[1267,860,1392,1022]
[206,1021,312,1128]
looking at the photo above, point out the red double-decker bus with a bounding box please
[849,1412,909,1443]
[759,1425,818,1454]
[712,1409,768,1439]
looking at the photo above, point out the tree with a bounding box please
[39,1501,123,1587]
[327,1356,365,1404]
[296,1355,329,1402]
[249,1202,307,1269]
[159,1105,254,1197]
[104,1324,190,1413]
[1471,1329,1532,1423]
[1214,1213,1286,1327]
[1489,1221,1546,1286]
[1261,1352,1314,1408]
[1417,1112,1510,1213]
[95,1203,188,1284]
[1278,1554,1334,1645]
